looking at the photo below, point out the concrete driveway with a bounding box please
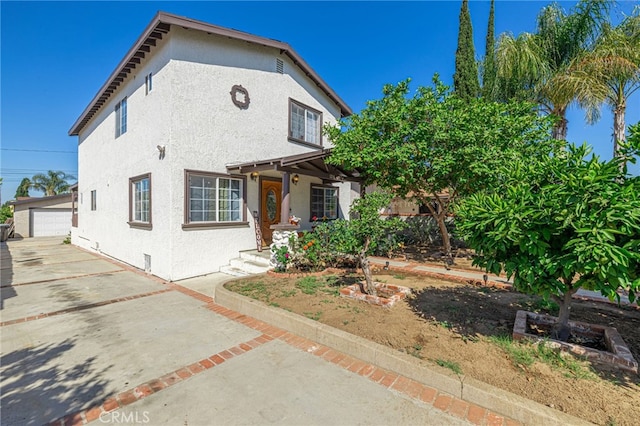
[1,237,472,426]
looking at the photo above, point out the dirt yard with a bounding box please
[226,271,640,426]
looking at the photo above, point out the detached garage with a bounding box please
[10,194,73,238]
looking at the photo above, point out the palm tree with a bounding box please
[572,12,640,156]
[30,171,75,196]
[495,0,610,140]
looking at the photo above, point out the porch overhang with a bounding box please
[226,149,362,183]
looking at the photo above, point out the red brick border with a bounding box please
[200,297,523,426]
[0,269,126,289]
[44,247,522,425]
[0,289,172,327]
[47,334,272,426]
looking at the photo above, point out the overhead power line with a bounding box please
[1,148,77,154]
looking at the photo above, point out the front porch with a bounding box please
[226,149,362,247]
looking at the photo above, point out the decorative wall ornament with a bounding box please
[230,84,250,109]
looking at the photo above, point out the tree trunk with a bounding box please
[551,108,568,140]
[552,284,578,342]
[613,101,626,158]
[435,213,452,263]
[423,196,453,263]
[359,237,376,296]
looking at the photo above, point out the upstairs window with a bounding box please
[115,97,127,137]
[289,99,322,146]
[311,185,338,220]
[90,190,97,211]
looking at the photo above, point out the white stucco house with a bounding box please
[68,12,361,281]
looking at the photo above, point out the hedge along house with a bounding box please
[68,12,362,281]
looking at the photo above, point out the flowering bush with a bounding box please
[272,245,291,272]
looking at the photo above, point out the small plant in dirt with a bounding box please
[296,276,325,295]
[488,334,596,379]
[303,311,322,321]
[521,297,559,316]
[457,133,640,341]
[435,359,463,375]
[233,280,271,302]
[408,344,424,359]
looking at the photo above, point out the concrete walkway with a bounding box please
[1,238,472,426]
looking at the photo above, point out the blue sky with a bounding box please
[1,1,638,202]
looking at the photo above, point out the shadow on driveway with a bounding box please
[0,338,112,425]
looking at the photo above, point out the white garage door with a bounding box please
[30,208,72,237]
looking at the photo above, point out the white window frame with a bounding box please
[289,99,322,146]
[310,185,339,220]
[129,173,151,229]
[115,97,127,137]
[184,170,247,228]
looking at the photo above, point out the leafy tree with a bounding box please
[572,11,640,156]
[453,0,480,99]
[0,202,13,223]
[15,178,31,198]
[327,78,558,261]
[331,192,405,296]
[456,127,640,340]
[481,0,497,99]
[495,0,610,139]
[30,170,75,196]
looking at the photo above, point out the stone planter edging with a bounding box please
[513,310,638,374]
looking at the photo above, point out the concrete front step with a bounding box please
[219,265,251,277]
[239,250,271,266]
[229,257,271,274]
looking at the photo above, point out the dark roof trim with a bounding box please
[9,193,72,206]
[226,149,362,183]
[69,11,351,136]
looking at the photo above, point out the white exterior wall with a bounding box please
[72,26,352,281]
[73,35,174,279]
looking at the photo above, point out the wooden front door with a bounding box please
[260,178,282,245]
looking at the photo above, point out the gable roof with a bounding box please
[68,11,352,136]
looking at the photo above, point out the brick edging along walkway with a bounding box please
[44,248,521,425]
[0,288,172,327]
[50,283,522,426]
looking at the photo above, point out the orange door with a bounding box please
[260,178,282,245]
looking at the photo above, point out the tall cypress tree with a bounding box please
[454,0,480,99]
[482,0,496,99]
[15,178,31,198]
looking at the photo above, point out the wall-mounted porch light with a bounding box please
[250,171,259,181]
[292,174,300,185]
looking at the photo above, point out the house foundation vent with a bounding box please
[276,58,284,74]
[144,254,151,273]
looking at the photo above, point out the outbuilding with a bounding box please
[10,194,73,238]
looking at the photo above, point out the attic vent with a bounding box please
[276,58,284,74]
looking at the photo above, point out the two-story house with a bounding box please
[69,12,361,281]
